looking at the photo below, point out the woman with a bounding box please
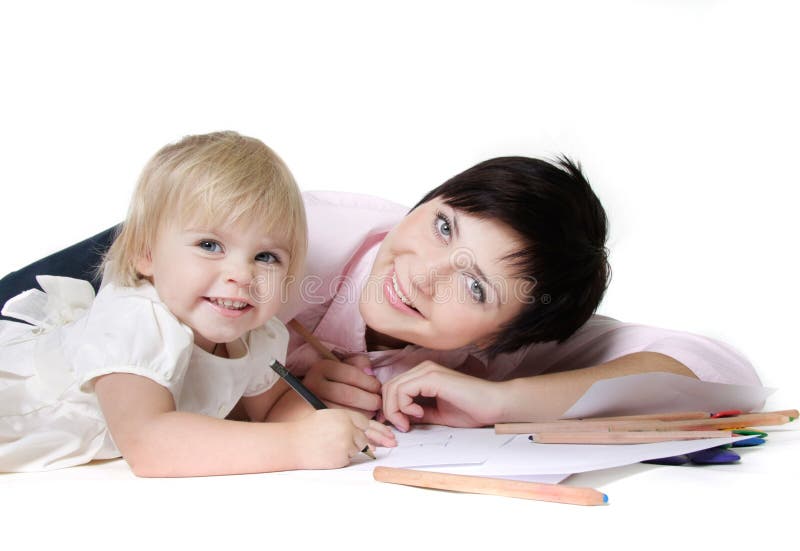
[0,156,761,433]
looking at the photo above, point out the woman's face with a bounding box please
[360,197,529,350]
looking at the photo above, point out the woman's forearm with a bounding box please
[497,352,696,422]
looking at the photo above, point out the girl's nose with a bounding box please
[224,258,255,286]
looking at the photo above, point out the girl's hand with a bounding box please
[302,355,382,418]
[381,361,505,432]
[289,409,373,469]
[366,418,397,448]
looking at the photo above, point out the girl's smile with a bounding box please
[203,296,255,318]
[136,217,290,353]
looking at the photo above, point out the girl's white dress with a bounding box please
[0,276,286,472]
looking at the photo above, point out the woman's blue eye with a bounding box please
[466,275,486,303]
[434,212,452,240]
[198,240,222,253]
[256,251,281,264]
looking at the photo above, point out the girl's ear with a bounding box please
[135,251,154,278]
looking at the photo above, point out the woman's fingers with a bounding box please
[308,359,380,392]
[382,362,442,431]
[325,358,381,392]
[304,360,382,412]
[343,354,375,376]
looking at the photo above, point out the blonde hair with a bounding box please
[104,131,307,287]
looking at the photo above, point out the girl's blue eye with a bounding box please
[434,211,452,241]
[199,240,222,253]
[256,251,281,264]
[466,274,486,304]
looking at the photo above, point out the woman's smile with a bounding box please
[384,270,424,318]
[360,198,525,351]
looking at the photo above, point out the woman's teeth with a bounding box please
[392,273,415,308]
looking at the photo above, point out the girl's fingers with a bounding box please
[351,421,371,457]
[345,409,370,432]
[366,419,397,447]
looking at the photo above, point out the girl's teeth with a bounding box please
[212,298,247,310]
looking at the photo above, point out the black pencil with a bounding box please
[269,359,376,460]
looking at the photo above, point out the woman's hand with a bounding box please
[381,361,505,431]
[302,355,382,418]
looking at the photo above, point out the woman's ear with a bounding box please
[135,251,154,278]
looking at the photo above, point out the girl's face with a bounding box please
[136,216,290,353]
[360,197,529,351]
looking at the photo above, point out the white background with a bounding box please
[2,1,796,402]
[1,1,798,548]
[4,0,797,404]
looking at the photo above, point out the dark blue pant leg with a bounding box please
[0,226,119,321]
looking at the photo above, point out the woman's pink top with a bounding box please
[280,191,761,386]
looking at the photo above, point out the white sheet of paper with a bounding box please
[349,426,512,470]
[479,434,746,475]
[562,372,774,419]
[348,425,747,481]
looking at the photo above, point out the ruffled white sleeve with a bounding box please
[64,282,194,403]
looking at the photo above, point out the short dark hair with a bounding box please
[414,156,610,356]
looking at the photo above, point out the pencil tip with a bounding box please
[363,448,377,460]
[603,494,609,504]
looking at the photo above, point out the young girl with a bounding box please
[0,131,392,475]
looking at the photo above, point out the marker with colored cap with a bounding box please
[686,446,740,465]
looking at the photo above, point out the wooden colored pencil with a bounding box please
[771,409,799,419]
[497,419,673,434]
[531,430,732,444]
[373,466,608,506]
[287,319,339,361]
[656,413,793,431]
[496,411,794,434]
[576,411,710,422]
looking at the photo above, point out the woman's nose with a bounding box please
[411,251,454,296]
